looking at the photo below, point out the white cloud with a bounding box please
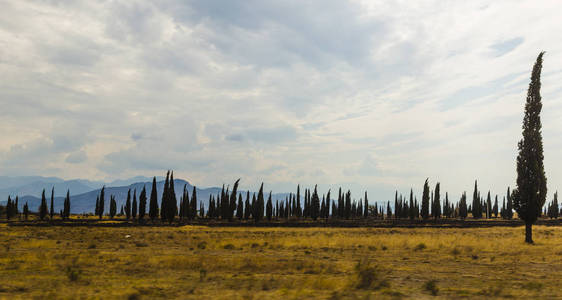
[1,0,562,202]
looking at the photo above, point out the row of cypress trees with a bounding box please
[3,176,560,223]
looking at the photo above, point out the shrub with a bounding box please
[414,243,427,251]
[197,241,207,250]
[66,266,82,282]
[353,260,389,290]
[423,280,439,296]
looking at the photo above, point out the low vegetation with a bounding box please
[1,224,562,299]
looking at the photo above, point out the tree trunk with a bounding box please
[525,222,533,244]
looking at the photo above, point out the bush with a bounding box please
[353,260,389,290]
[423,280,439,296]
[66,266,82,282]
[197,241,207,250]
[414,243,427,251]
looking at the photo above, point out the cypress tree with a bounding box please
[40,189,48,221]
[486,191,492,219]
[132,189,137,220]
[125,189,131,220]
[149,177,158,222]
[236,193,243,220]
[191,186,197,219]
[139,185,147,220]
[472,181,482,219]
[266,192,273,221]
[228,179,240,221]
[386,201,392,219]
[161,171,170,221]
[344,190,351,219]
[110,195,117,219]
[98,186,105,220]
[199,199,205,218]
[409,189,415,220]
[311,185,320,220]
[167,172,177,223]
[553,192,559,219]
[364,191,368,218]
[493,195,499,218]
[459,192,468,220]
[512,52,547,243]
[23,202,29,220]
[433,183,441,219]
[6,196,12,220]
[95,196,99,217]
[421,179,430,220]
[63,190,71,219]
[14,196,18,219]
[50,187,54,220]
[255,183,264,223]
[506,187,513,220]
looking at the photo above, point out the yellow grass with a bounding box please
[1,224,561,299]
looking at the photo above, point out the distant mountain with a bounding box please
[0,175,167,203]
[2,178,299,214]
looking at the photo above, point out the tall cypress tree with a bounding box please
[167,172,177,223]
[459,192,468,220]
[63,190,71,219]
[39,189,48,221]
[23,202,29,220]
[139,185,147,221]
[433,183,441,219]
[98,186,105,220]
[191,186,197,219]
[421,179,430,220]
[512,52,548,243]
[472,181,482,219]
[149,177,159,222]
[161,171,170,221]
[125,189,131,220]
[244,191,251,220]
[255,183,264,223]
[132,189,138,220]
[506,187,513,220]
[50,187,55,220]
[493,195,499,218]
[386,201,392,219]
[311,185,320,220]
[110,195,117,219]
[236,193,243,220]
[266,192,273,221]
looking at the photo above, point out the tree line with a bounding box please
[3,173,560,223]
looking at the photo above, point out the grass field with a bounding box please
[1,224,562,299]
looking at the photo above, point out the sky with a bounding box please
[1,0,562,202]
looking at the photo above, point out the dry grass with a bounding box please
[1,224,562,299]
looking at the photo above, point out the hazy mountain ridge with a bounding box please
[1,177,299,214]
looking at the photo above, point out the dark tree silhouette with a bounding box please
[149,177,158,222]
[512,52,548,244]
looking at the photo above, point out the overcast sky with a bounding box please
[1,0,562,202]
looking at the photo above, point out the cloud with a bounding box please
[2,1,562,202]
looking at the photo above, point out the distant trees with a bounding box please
[139,186,147,221]
[97,186,105,220]
[459,192,468,219]
[132,189,137,220]
[40,189,48,220]
[512,52,547,244]
[109,195,117,219]
[547,192,559,219]
[149,177,158,222]
[63,190,71,219]
[421,179,430,220]
[125,189,131,220]
[50,187,54,220]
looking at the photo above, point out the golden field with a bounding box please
[1,223,562,299]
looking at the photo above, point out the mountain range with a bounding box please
[0,176,293,214]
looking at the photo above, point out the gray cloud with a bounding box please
[2,1,562,200]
